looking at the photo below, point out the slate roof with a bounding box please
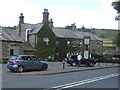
[0,27,22,42]
[0,23,102,46]
[19,23,43,35]
[15,23,43,47]
[52,27,102,41]
[22,42,34,51]
[29,23,43,34]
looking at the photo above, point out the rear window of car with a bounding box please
[9,56,18,60]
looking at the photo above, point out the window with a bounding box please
[32,56,39,61]
[10,49,14,56]
[43,37,49,45]
[21,56,26,60]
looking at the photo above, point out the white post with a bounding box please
[0,26,2,63]
[0,26,2,90]
[118,12,120,30]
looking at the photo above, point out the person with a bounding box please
[54,51,59,61]
[48,56,52,62]
[77,53,82,68]
[66,52,69,60]
[66,52,70,61]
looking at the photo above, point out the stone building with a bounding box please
[1,8,103,61]
[17,9,103,55]
[0,27,23,62]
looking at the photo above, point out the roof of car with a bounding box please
[12,55,35,57]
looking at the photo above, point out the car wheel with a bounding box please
[72,62,76,66]
[17,66,24,73]
[41,65,45,71]
[90,62,94,67]
[45,64,48,70]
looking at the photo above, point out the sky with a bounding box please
[0,0,118,29]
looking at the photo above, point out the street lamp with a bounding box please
[67,41,70,46]
[97,42,100,54]
[80,42,82,46]
[84,36,90,51]
[67,41,71,55]
[79,41,83,53]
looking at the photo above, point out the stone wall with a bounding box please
[90,40,103,54]
[2,41,23,60]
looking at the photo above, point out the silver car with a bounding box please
[7,55,48,73]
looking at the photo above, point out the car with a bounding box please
[67,55,96,67]
[7,55,48,73]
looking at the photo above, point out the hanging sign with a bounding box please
[84,50,89,59]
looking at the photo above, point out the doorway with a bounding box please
[10,49,14,56]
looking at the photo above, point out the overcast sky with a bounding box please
[0,0,118,29]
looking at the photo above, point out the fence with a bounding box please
[96,58,120,66]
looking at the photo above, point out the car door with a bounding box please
[21,56,35,70]
[30,57,42,70]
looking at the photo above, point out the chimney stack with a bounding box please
[19,13,24,24]
[42,8,49,24]
[19,13,24,37]
[71,23,76,30]
[49,19,54,27]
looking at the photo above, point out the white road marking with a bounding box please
[50,73,120,89]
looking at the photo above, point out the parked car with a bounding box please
[7,55,48,73]
[67,55,96,67]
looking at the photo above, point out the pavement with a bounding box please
[14,62,120,76]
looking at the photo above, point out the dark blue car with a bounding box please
[67,55,96,67]
[7,55,48,73]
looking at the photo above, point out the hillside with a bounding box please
[93,29,118,54]
[93,29,118,40]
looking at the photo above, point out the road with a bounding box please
[2,64,120,89]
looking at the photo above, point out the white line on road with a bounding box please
[50,73,120,89]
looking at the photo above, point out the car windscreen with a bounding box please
[9,56,18,60]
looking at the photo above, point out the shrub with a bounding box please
[92,53,104,58]
[103,54,114,59]
[113,54,120,59]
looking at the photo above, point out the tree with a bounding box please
[112,1,120,13]
[113,31,120,47]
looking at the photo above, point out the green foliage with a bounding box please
[55,38,68,60]
[55,38,80,60]
[92,53,116,59]
[112,1,120,13]
[92,53,104,58]
[35,23,74,60]
[99,34,105,38]
[96,30,117,40]
[113,54,120,59]
[113,31,120,47]
[36,23,56,58]
[103,54,114,59]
